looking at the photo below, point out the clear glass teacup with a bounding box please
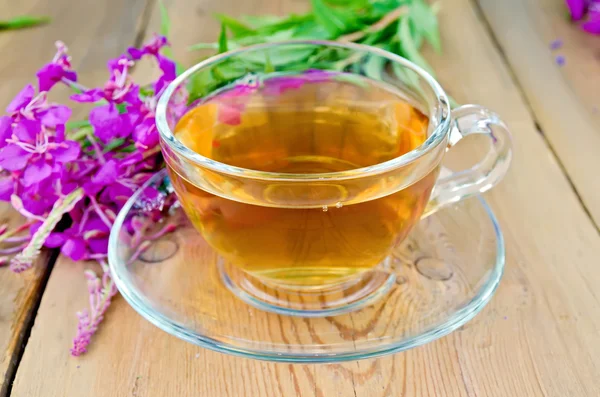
[156,41,512,316]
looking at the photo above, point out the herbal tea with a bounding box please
[169,75,438,287]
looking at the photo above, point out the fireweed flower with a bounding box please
[36,41,78,92]
[566,0,600,34]
[128,34,177,94]
[0,35,181,355]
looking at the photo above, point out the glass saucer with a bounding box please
[108,169,504,363]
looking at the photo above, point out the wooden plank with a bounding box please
[0,234,50,397]
[477,0,600,227]
[0,0,151,395]
[10,0,600,396]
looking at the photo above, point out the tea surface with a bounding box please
[171,75,436,286]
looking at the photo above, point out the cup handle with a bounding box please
[423,104,513,217]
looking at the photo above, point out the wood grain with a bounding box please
[9,0,600,396]
[0,233,50,397]
[477,0,600,227]
[0,0,151,395]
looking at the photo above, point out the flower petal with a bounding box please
[89,104,122,143]
[13,118,41,142]
[155,56,177,93]
[0,145,30,171]
[566,0,586,20]
[36,63,65,92]
[45,232,66,248]
[40,105,71,128]
[22,159,53,187]
[133,118,159,148]
[52,140,80,163]
[127,47,145,60]
[70,89,104,103]
[0,176,14,201]
[105,183,134,204]
[6,85,35,113]
[87,237,108,254]
[92,159,119,185]
[0,116,13,148]
[119,152,143,168]
[84,216,111,233]
[61,238,87,261]
[21,184,56,215]
[582,16,600,34]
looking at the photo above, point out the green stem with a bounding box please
[67,126,93,142]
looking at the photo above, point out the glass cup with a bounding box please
[156,41,512,316]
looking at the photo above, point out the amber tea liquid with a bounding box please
[169,75,438,287]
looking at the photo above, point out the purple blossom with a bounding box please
[0,176,14,200]
[0,83,77,199]
[155,55,177,94]
[128,34,169,60]
[566,0,600,34]
[45,215,110,261]
[7,85,35,114]
[132,117,159,149]
[566,0,586,20]
[582,15,600,33]
[70,270,117,356]
[128,35,176,94]
[0,35,180,357]
[89,104,132,143]
[36,41,77,92]
[72,57,140,107]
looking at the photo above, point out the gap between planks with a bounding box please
[470,0,600,234]
[1,251,59,397]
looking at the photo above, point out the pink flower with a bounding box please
[566,0,600,34]
[36,41,77,92]
[566,0,586,20]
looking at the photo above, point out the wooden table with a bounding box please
[1,0,599,395]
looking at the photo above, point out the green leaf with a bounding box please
[397,16,435,76]
[325,0,369,6]
[391,54,429,102]
[253,14,313,34]
[310,0,355,37]
[363,54,385,81]
[264,29,296,42]
[213,59,249,80]
[264,53,274,73]
[187,68,218,103]
[243,15,282,28]
[240,46,316,67]
[65,120,91,132]
[103,138,126,153]
[292,21,331,40]
[409,0,441,53]
[0,16,50,30]
[215,14,256,37]
[363,45,390,81]
[218,23,228,53]
[158,0,170,37]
